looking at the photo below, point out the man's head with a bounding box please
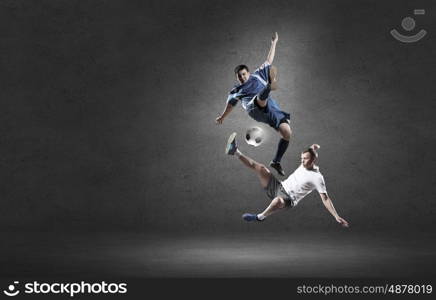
[234,64,250,84]
[301,144,320,169]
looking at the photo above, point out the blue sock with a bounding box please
[273,139,289,163]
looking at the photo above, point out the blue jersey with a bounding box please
[227,62,271,111]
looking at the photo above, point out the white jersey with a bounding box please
[281,165,327,206]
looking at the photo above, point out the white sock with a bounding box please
[235,149,242,157]
[256,214,266,221]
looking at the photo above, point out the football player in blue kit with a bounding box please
[216,32,292,176]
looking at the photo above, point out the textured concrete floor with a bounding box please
[2,231,435,279]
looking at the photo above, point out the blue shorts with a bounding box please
[247,97,291,130]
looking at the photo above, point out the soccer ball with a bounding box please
[245,126,264,147]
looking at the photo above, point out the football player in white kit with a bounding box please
[225,132,349,227]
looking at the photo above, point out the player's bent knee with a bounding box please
[255,97,267,107]
[287,126,293,136]
[283,132,291,141]
[274,197,286,209]
[278,123,292,140]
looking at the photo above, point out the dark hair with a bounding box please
[234,64,249,74]
[303,144,320,159]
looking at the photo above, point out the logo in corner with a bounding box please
[391,9,427,43]
[3,281,20,297]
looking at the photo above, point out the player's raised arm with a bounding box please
[266,32,278,65]
[319,193,349,228]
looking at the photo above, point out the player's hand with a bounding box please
[216,115,224,124]
[272,32,278,43]
[336,216,349,228]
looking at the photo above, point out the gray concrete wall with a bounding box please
[1,0,435,233]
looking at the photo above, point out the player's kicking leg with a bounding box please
[226,132,272,189]
[226,133,287,222]
[254,65,277,108]
[252,66,291,176]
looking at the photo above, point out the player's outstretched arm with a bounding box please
[266,32,278,65]
[319,193,349,227]
[216,103,234,124]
